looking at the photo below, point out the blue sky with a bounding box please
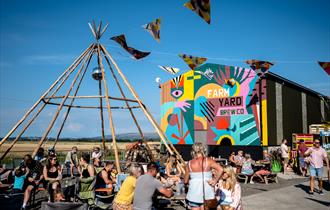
[0,0,329,138]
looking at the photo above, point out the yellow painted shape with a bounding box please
[262,99,268,146]
[233,81,241,97]
[216,135,235,145]
[194,115,207,130]
[179,70,194,101]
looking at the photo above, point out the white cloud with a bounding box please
[64,122,84,132]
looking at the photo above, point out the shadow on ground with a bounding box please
[304,197,330,207]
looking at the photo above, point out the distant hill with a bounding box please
[2,132,160,142]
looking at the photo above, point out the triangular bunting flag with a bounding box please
[143,18,161,42]
[179,54,207,69]
[110,34,150,60]
[184,0,211,24]
[246,59,273,77]
[158,65,180,74]
[318,61,330,76]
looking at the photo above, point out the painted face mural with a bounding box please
[161,63,265,146]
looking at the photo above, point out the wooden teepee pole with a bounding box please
[0,44,94,147]
[53,49,95,147]
[100,45,185,165]
[98,80,107,155]
[32,45,95,157]
[97,44,121,173]
[103,55,155,161]
[0,46,92,160]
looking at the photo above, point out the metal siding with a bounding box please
[282,85,303,146]
[266,79,277,146]
[306,94,322,125]
[275,82,283,145]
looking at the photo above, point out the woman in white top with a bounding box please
[184,142,223,210]
[216,166,242,210]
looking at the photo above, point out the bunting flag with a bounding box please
[318,62,330,76]
[246,59,274,77]
[158,65,180,74]
[110,34,150,60]
[179,54,207,69]
[184,0,211,24]
[143,18,161,42]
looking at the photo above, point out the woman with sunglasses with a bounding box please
[304,139,329,195]
[43,155,63,202]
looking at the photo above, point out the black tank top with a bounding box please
[82,167,90,178]
[47,167,58,178]
[96,169,111,188]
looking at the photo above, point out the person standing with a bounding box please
[304,139,329,195]
[133,162,173,210]
[297,139,308,176]
[65,146,78,177]
[280,139,289,173]
[184,142,223,210]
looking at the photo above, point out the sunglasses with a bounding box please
[314,142,320,144]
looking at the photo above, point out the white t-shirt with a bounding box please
[281,143,289,158]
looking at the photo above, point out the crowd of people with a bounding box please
[0,138,329,210]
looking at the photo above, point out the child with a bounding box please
[13,167,29,193]
[54,188,65,202]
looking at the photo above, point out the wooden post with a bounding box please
[98,80,107,156]
[0,44,93,147]
[97,44,121,173]
[43,95,139,103]
[100,45,186,166]
[32,45,95,157]
[103,55,155,161]
[53,49,95,147]
[0,46,93,160]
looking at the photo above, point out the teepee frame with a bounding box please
[0,21,185,173]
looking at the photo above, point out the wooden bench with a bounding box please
[264,173,278,184]
[236,173,251,184]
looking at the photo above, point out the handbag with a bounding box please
[202,157,218,210]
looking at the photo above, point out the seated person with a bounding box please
[0,163,13,184]
[12,167,29,193]
[260,150,271,164]
[43,156,62,202]
[93,157,102,168]
[229,151,236,167]
[133,162,173,210]
[21,154,44,210]
[92,146,103,160]
[165,155,182,184]
[234,150,245,173]
[79,153,95,179]
[34,148,46,163]
[65,146,78,178]
[54,188,65,202]
[241,154,255,175]
[113,164,144,210]
[78,153,96,205]
[95,161,115,195]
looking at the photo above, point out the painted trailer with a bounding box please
[160,63,265,159]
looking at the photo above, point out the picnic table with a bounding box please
[157,193,187,208]
[215,158,228,166]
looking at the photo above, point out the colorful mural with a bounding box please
[161,63,265,146]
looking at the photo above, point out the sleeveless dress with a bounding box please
[186,158,215,203]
